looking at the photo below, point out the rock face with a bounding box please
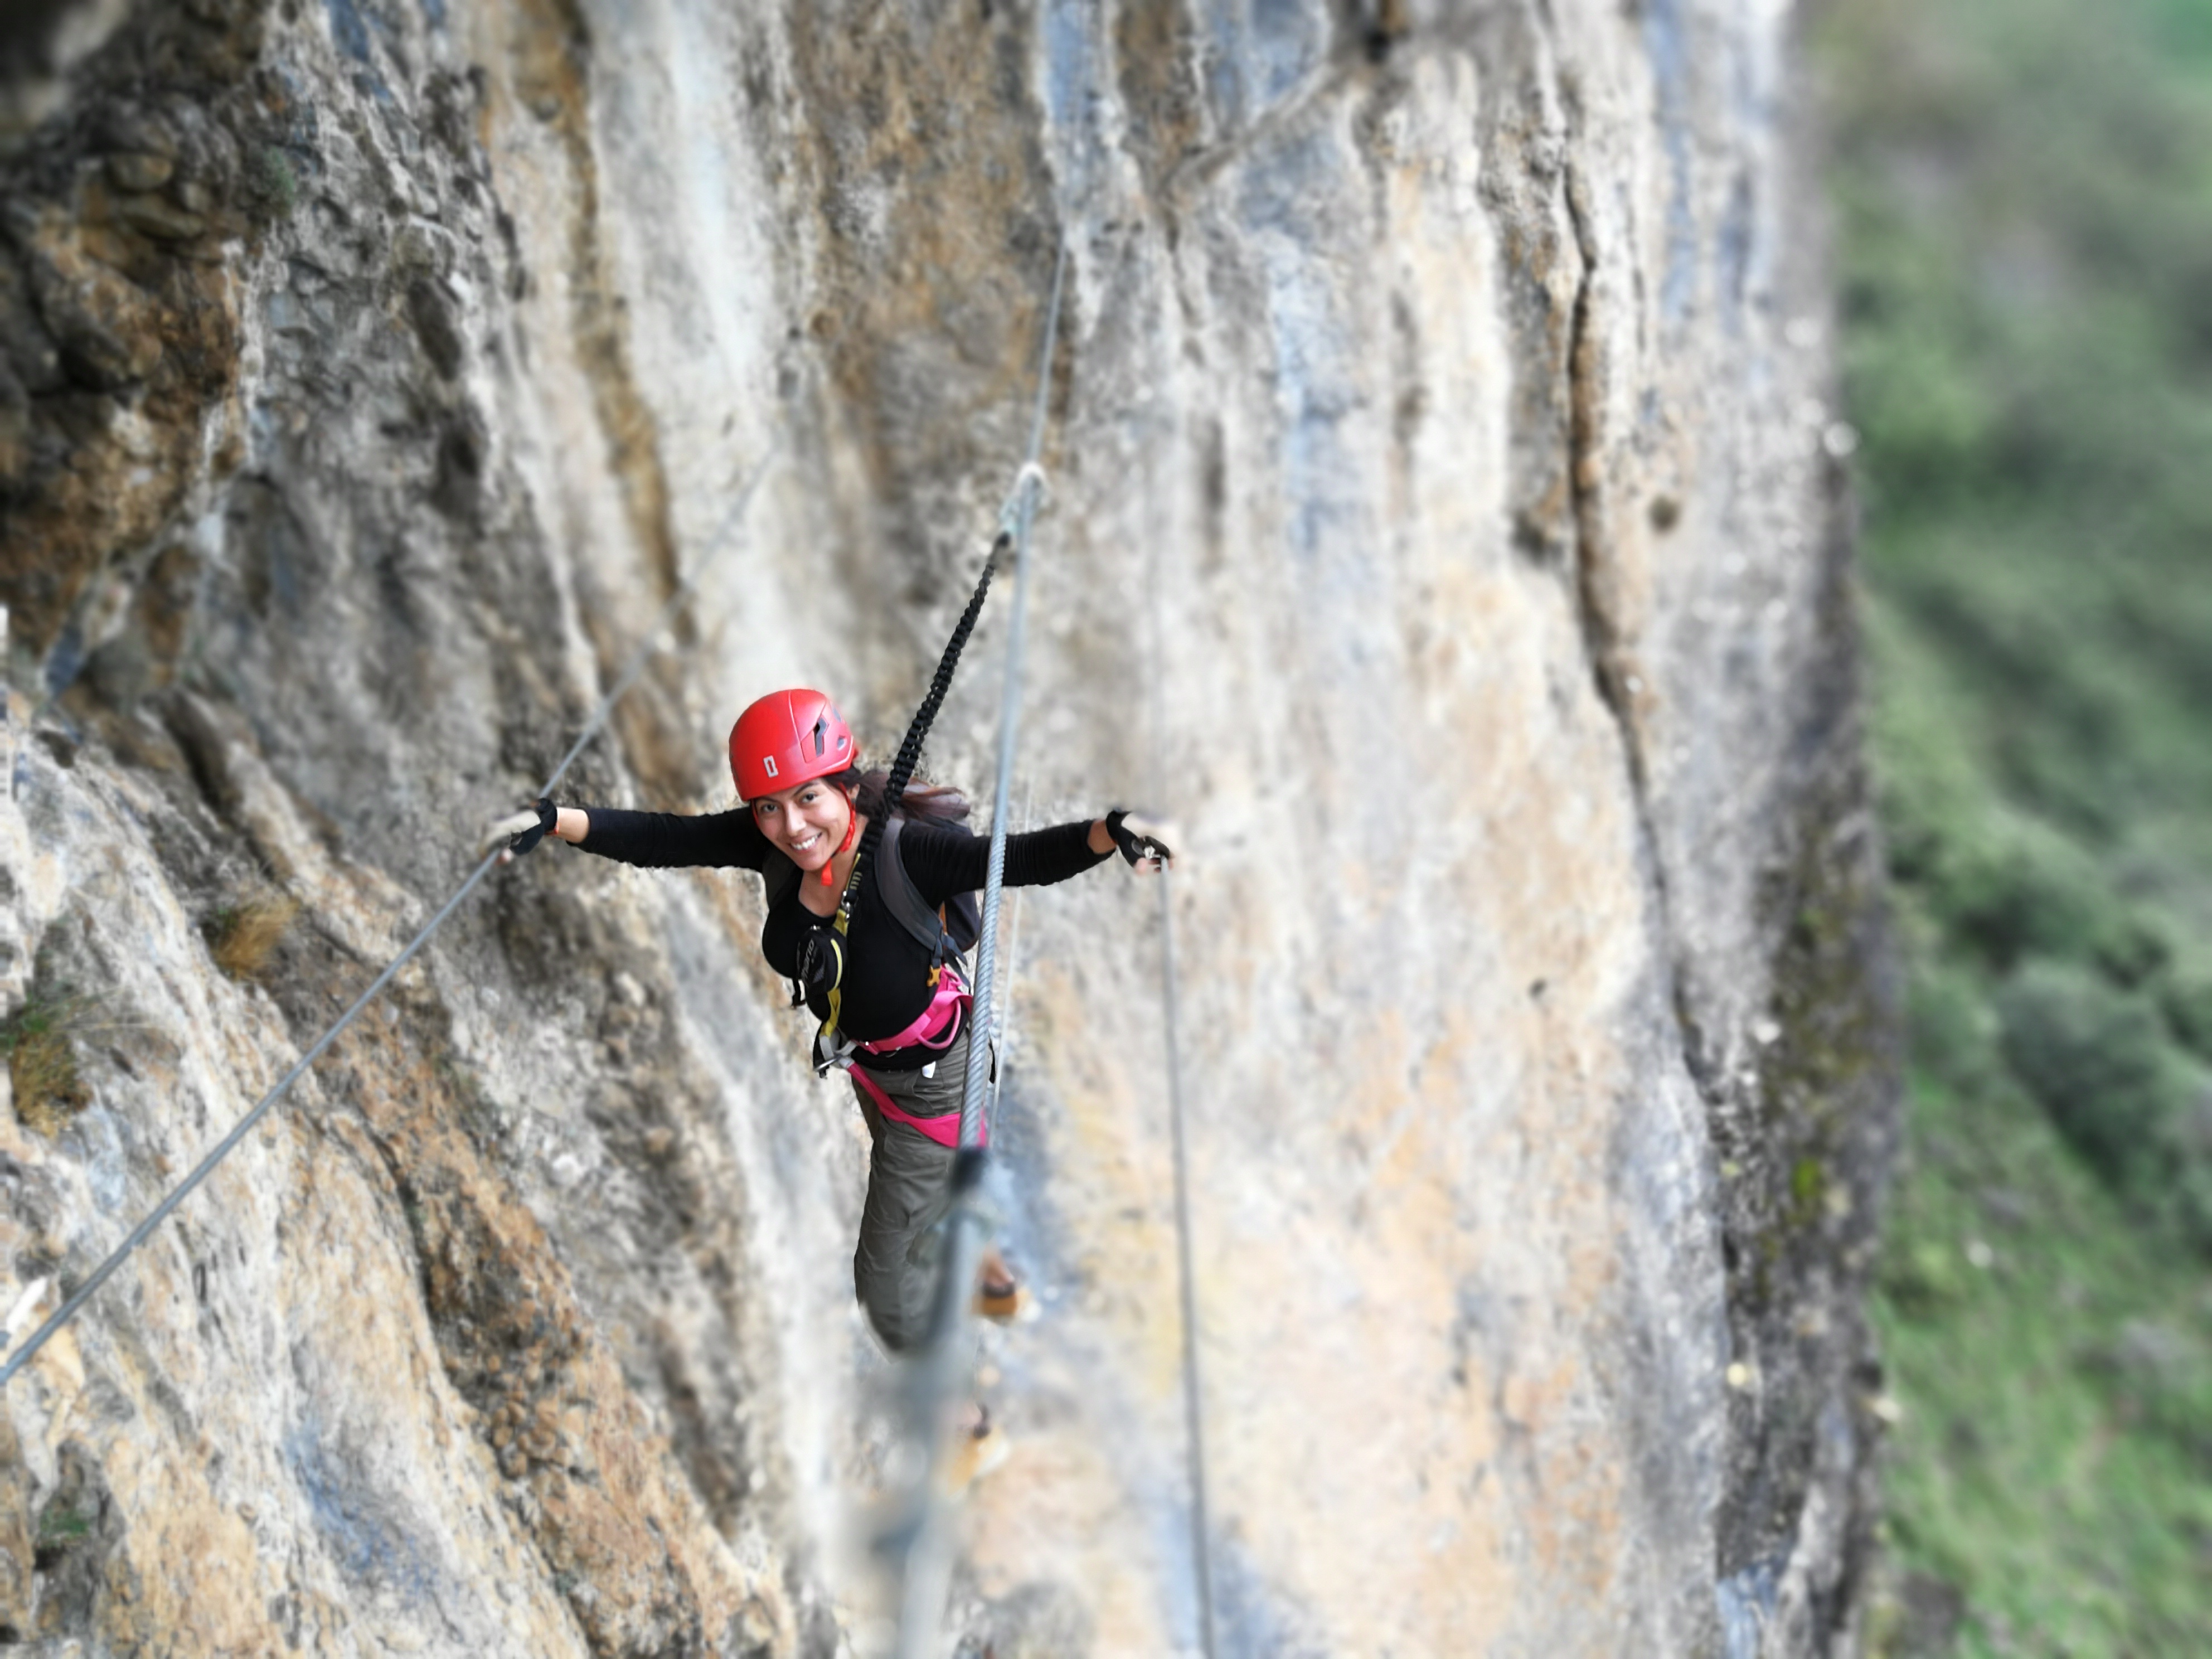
[0,2,1893,1655]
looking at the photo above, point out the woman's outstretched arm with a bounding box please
[897,813,1172,907]
[559,805,772,871]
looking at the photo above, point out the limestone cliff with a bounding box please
[0,2,1893,1654]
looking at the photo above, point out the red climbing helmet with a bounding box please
[729,688,856,801]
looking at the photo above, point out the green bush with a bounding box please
[1821,0,2212,1642]
[2161,959,2212,1064]
[1923,810,2109,969]
[2164,1072,2212,1250]
[1996,958,2180,1191]
[1905,953,2002,1099]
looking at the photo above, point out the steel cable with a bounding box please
[984,779,1035,1140]
[1159,865,1219,1658]
[1142,397,1219,1658]
[882,236,1066,1659]
[0,442,782,1390]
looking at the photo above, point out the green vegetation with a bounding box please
[207,888,299,982]
[1816,0,2212,1650]
[2,987,90,1137]
[252,144,298,218]
[34,1506,90,1546]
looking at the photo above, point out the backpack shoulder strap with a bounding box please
[877,818,964,963]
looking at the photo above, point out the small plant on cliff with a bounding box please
[34,1506,90,1546]
[251,144,298,217]
[2,992,92,1138]
[208,889,299,981]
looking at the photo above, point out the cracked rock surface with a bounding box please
[0,2,1893,1654]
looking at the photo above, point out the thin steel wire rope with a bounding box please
[1158,866,1217,1658]
[956,242,1064,1155]
[983,779,1034,1141]
[885,235,1066,1659]
[1146,403,1219,1659]
[0,443,782,1390]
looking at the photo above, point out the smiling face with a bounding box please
[750,778,852,872]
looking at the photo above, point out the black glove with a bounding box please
[506,797,557,857]
[486,798,558,858]
[1105,809,1173,870]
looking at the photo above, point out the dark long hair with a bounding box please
[833,767,969,826]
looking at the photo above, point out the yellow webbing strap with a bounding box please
[818,871,858,1052]
[822,901,852,1044]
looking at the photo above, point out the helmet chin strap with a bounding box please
[822,786,859,886]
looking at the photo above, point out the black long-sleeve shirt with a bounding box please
[574,807,1109,1057]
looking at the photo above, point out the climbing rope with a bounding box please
[817,474,1026,1045]
[0,443,783,1391]
[881,236,1067,1659]
[831,355,1059,967]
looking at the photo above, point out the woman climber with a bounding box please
[500,687,1170,1355]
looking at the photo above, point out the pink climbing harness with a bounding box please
[856,966,968,1058]
[848,1065,982,1150]
[844,968,982,1150]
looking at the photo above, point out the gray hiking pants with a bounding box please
[849,1025,985,1353]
